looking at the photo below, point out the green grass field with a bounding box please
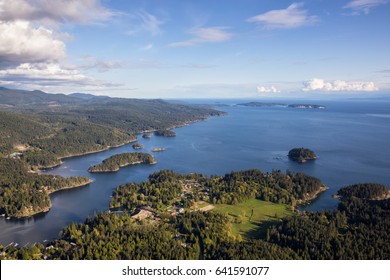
[213,199,292,239]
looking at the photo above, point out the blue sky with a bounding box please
[0,0,389,98]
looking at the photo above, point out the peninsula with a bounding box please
[88,152,156,173]
[0,158,92,218]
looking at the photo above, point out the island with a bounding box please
[238,102,287,107]
[132,143,143,150]
[288,104,326,109]
[238,102,326,109]
[88,152,156,173]
[288,147,317,163]
[142,133,151,139]
[152,148,166,152]
[154,129,176,137]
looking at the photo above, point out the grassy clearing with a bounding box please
[213,199,292,239]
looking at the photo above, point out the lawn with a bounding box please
[213,199,292,239]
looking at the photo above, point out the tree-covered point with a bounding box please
[110,170,206,211]
[288,147,317,163]
[337,183,389,200]
[110,169,325,213]
[154,129,176,137]
[88,153,156,173]
[208,169,325,206]
[0,158,92,218]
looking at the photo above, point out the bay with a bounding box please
[1,98,390,246]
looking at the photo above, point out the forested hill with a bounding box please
[0,87,224,168]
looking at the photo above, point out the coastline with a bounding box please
[89,160,157,173]
[40,113,225,170]
[296,185,328,207]
[5,179,93,219]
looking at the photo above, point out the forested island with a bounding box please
[288,147,317,163]
[238,102,286,107]
[238,102,326,109]
[1,169,388,260]
[154,130,176,137]
[88,153,156,173]
[0,158,92,218]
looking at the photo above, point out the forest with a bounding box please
[0,87,223,169]
[336,183,389,200]
[154,130,177,137]
[88,152,156,173]
[0,158,91,218]
[1,181,388,259]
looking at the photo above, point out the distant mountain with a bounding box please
[69,93,110,100]
[0,87,81,107]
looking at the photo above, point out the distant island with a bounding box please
[154,130,176,137]
[152,148,166,152]
[132,143,143,150]
[288,148,317,163]
[238,102,326,109]
[288,104,326,109]
[238,102,287,107]
[88,152,156,173]
[142,133,151,139]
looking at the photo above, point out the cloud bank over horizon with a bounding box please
[302,78,378,92]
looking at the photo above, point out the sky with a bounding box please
[0,0,389,98]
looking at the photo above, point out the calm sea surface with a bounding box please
[1,99,390,246]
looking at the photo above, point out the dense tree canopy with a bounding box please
[88,153,156,173]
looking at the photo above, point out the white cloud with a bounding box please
[78,57,123,72]
[257,85,280,93]
[0,0,114,24]
[127,11,165,36]
[0,0,119,92]
[0,63,121,88]
[247,3,318,29]
[302,78,378,92]
[168,26,233,47]
[0,20,66,68]
[343,0,390,14]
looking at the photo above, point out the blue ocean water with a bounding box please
[1,98,389,246]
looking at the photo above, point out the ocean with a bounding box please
[1,98,389,246]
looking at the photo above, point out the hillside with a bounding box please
[0,87,224,168]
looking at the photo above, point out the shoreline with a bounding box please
[39,114,223,170]
[4,179,94,219]
[88,160,157,173]
[296,185,328,207]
